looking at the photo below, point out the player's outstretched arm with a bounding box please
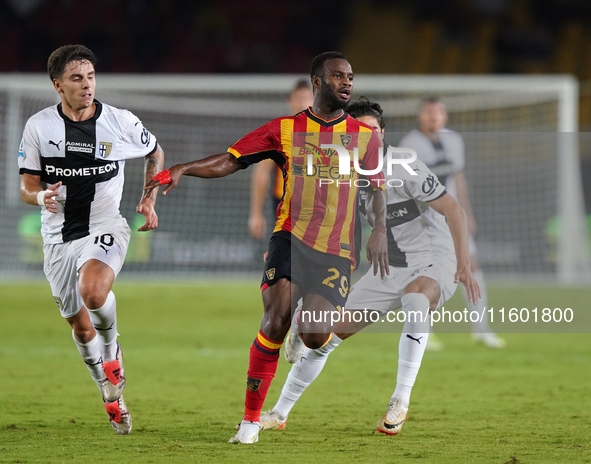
[365,188,389,279]
[20,173,61,213]
[136,143,165,232]
[428,193,481,304]
[144,152,243,197]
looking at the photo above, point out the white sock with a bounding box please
[461,269,491,333]
[87,291,118,361]
[274,334,343,418]
[72,331,103,392]
[392,293,431,408]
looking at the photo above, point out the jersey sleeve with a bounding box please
[18,120,42,175]
[401,160,447,203]
[227,119,281,167]
[360,130,385,190]
[119,111,158,159]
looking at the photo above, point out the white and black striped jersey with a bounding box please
[362,153,455,268]
[398,129,464,200]
[18,100,157,244]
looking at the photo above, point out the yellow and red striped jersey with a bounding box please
[228,108,384,265]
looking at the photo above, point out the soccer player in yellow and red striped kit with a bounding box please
[145,51,389,443]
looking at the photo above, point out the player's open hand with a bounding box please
[366,228,389,279]
[455,265,481,304]
[144,165,184,196]
[42,181,62,214]
[136,198,158,231]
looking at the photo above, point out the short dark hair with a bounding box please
[47,45,97,81]
[346,96,386,130]
[310,51,347,81]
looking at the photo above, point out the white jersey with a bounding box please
[18,101,157,244]
[398,128,464,200]
[374,150,455,268]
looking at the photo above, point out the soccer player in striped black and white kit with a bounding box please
[18,45,164,434]
[399,96,505,349]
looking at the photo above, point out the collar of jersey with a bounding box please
[304,107,347,127]
[57,100,103,124]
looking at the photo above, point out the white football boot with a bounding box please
[229,420,260,443]
[259,410,287,430]
[376,398,408,436]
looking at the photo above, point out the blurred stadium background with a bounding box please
[0,0,589,284]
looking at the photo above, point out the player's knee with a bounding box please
[79,282,108,310]
[301,332,331,350]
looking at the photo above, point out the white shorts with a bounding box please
[345,258,458,314]
[43,217,131,318]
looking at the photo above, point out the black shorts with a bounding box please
[262,231,351,310]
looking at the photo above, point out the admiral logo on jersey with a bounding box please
[66,141,94,154]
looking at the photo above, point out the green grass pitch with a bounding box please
[1,282,590,463]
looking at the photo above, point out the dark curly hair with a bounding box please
[346,96,385,130]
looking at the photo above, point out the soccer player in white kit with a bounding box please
[399,96,505,350]
[260,98,480,436]
[18,45,164,434]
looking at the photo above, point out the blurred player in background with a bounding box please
[248,80,313,240]
[18,45,164,434]
[399,96,505,350]
[259,97,480,435]
[145,52,389,444]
